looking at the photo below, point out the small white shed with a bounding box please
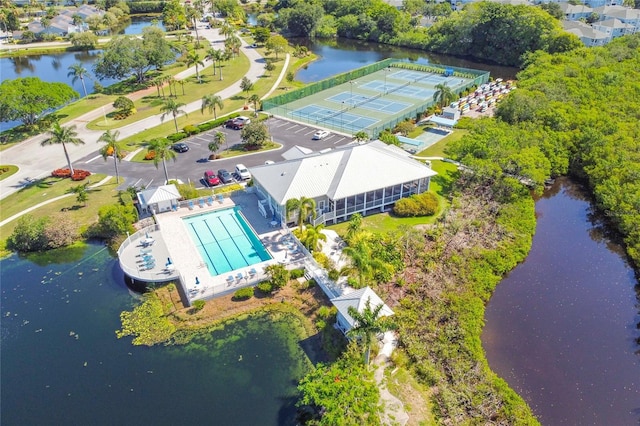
[137,185,181,214]
[331,287,394,335]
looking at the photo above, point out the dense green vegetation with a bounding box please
[266,0,580,66]
[449,34,640,268]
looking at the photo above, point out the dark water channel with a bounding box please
[0,244,311,425]
[482,178,640,425]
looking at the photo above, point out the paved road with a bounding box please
[0,26,267,200]
[79,117,353,189]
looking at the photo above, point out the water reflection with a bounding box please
[483,177,640,425]
[293,38,520,83]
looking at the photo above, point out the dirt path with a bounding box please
[375,332,410,425]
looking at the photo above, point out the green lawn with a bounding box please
[416,129,468,158]
[0,174,117,242]
[0,165,19,180]
[327,159,458,236]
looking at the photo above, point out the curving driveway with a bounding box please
[0,26,268,200]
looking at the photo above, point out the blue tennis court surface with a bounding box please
[183,207,271,276]
[290,104,378,132]
[360,81,435,100]
[327,92,410,114]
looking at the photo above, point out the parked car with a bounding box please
[204,170,220,186]
[172,142,189,153]
[234,163,251,180]
[224,118,236,128]
[217,169,234,184]
[264,160,275,165]
[312,130,330,140]
[231,116,251,130]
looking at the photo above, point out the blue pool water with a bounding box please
[183,207,271,276]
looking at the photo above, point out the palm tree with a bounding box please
[186,51,205,83]
[353,131,369,144]
[299,223,327,252]
[225,35,241,58]
[206,47,223,77]
[160,98,187,132]
[347,297,395,365]
[345,213,362,243]
[185,5,202,48]
[147,138,177,183]
[41,122,85,176]
[285,196,317,231]
[433,83,456,109]
[201,94,224,119]
[248,93,260,117]
[213,131,226,153]
[342,238,389,289]
[220,22,234,39]
[97,129,121,183]
[67,63,91,97]
[208,132,224,159]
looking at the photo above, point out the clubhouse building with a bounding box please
[250,140,437,226]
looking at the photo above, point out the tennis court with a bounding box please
[290,104,378,132]
[327,92,410,114]
[263,60,490,138]
[360,80,436,100]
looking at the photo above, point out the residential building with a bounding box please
[594,5,640,32]
[250,140,437,226]
[563,20,611,45]
[592,18,637,37]
[560,3,594,20]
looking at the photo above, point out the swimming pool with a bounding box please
[183,207,272,277]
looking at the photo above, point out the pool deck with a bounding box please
[119,192,308,305]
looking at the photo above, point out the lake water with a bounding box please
[293,38,520,83]
[0,243,311,425]
[482,178,640,424]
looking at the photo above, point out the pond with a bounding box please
[482,178,640,424]
[0,16,166,132]
[0,243,312,425]
[291,38,520,83]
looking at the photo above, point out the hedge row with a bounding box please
[163,113,241,143]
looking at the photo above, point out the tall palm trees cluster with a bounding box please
[43,122,123,184]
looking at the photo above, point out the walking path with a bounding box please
[375,331,410,426]
[0,175,113,228]
[0,27,287,201]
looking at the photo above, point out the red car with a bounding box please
[204,170,220,186]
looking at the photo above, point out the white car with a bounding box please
[312,130,330,140]
[235,163,251,180]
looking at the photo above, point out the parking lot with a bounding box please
[80,117,353,189]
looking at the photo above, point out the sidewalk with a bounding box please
[0,27,282,201]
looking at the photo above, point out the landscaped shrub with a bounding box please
[144,151,156,160]
[394,192,439,217]
[52,168,71,178]
[71,169,91,181]
[167,132,187,142]
[328,268,340,281]
[256,281,273,293]
[289,268,305,279]
[233,287,254,300]
[51,168,91,180]
[191,300,205,312]
[312,251,331,269]
[113,96,135,118]
[183,125,198,135]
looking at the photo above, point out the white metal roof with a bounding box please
[331,287,394,329]
[250,140,437,205]
[138,184,180,206]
